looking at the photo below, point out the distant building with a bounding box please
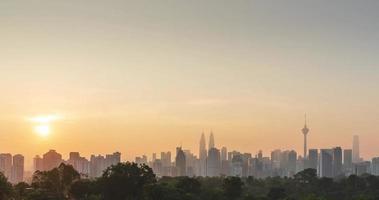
[199,133,207,177]
[354,161,371,176]
[68,152,90,176]
[90,155,105,177]
[207,148,220,177]
[320,149,333,178]
[11,154,24,183]
[308,149,318,170]
[288,150,297,176]
[33,155,43,172]
[343,149,353,174]
[175,147,186,176]
[371,157,379,176]
[221,147,227,161]
[333,147,343,177]
[231,154,243,177]
[43,150,62,171]
[353,135,360,163]
[0,153,12,179]
[209,131,215,149]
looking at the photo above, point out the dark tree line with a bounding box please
[1,164,379,200]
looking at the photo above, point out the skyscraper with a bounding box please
[33,155,43,172]
[42,150,62,171]
[199,133,207,176]
[332,147,343,177]
[207,148,221,177]
[11,154,24,183]
[302,115,309,159]
[343,149,353,174]
[308,149,318,170]
[352,135,360,163]
[221,147,227,161]
[175,147,186,176]
[0,153,13,178]
[209,131,215,149]
[320,149,333,178]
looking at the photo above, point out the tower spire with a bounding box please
[302,114,310,158]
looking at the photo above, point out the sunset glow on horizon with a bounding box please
[1,0,379,170]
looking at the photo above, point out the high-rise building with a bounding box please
[0,153,12,179]
[105,152,121,167]
[343,149,353,174]
[288,150,297,176]
[161,152,171,168]
[320,149,333,178]
[231,154,243,177]
[175,147,186,176]
[332,147,343,177]
[372,157,379,176]
[308,149,318,170]
[33,155,43,172]
[199,133,207,176]
[302,115,310,159]
[11,154,24,183]
[352,135,360,163]
[207,148,220,177]
[221,147,227,161]
[42,150,62,171]
[90,155,106,177]
[354,161,371,176]
[68,152,90,176]
[209,131,215,149]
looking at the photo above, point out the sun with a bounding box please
[28,115,60,138]
[34,124,50,137]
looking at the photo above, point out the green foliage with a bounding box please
[99,162,156,200]
[8,167,379,200]
[0,172,13,200]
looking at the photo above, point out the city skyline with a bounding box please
[2,1,379,172]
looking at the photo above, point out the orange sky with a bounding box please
[1,1,379,169]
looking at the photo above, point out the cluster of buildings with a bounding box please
[33,150,121,178]
[137,124,379,178]
[2,120,379,183]
[0,154,24,183]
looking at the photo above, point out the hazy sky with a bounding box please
[1,0,379,169]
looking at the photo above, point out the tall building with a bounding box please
[0,153,13,178]
[320,149,333,178]
[221,147,227,161]
[209,131,215,149]
[42,150,62,171]
[302,115,310,159]
[343,149,353,174]
[231,154,243,177]
[33,155,43,172]
[352,135,360,163]
[68,152,90,176]
[175,147,186,176]
[308,149,318,170]
[332,147,343,177]
[90,155,106,177]
[288,150,297,176]
[207,148,221,177]
[372,157,379,176]
[199,133,207,176]
[11,154,24,183]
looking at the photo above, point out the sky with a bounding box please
[1,0,379,170]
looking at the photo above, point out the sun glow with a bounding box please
[34,125,50,137]
[29,115,61,138]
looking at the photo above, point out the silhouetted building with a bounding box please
[209,131,215,149]
[42,150,62,171]
[207,148,220,177]
[354,161,371,175]
[343,149,353,174]
[320,149,333,178]
[288,150,297,176]
[231,154,243,177]
[302,116,309,159]
[353,135,360,163]
[0,153,12,179]
[333,147,343,177]
[372,157,379,176]
[175,147,186,176]
[221,147,227,161]
[68,152,90,176]
[11,154,24,183]
[199,133,207,176]
[33,155,43,172]
[308,149,318,170]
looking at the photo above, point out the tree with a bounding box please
[99,162,156,200]
[0,172,12,200]
[223,177,244,200]
[31,163,80,200]
[267,187,286,200]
